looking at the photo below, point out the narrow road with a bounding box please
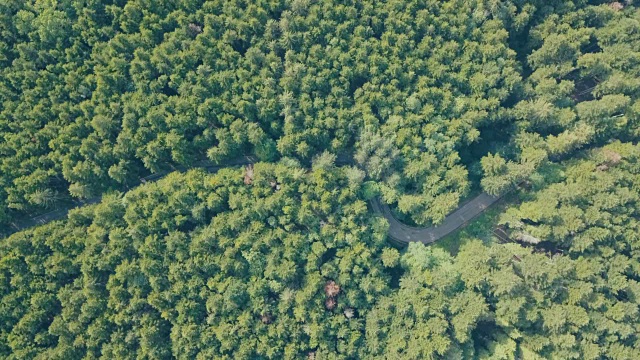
[6,156,257,235]
[370,192,502,244]
[5,155,504,244]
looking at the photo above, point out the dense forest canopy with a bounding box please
[4,0,636,228]
[1,161,392,358]
[3,144,639,359]
[1,0,640,359]
[368,144,640,359]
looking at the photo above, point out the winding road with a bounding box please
[370,193,501,244]
[5,157,503,244]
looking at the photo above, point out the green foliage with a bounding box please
[2,0,640,358]
[370,238,640,359]
[480,3,640,195]
[501,142,640,255]
[366,244,489,359]
[380,248,400,268]
[4,0,638,228]
[368,142,640,359]
[0,163,391,359]
[0,0,523,227]
[498,142,640,358]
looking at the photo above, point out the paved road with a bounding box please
[370,192,501,244]
[5,154,502,244]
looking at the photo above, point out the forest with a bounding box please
[1,0,639,359]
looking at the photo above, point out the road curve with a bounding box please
[370,192,501,244]
[5,155,502,244]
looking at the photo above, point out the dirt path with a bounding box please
[7,156,256,235]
